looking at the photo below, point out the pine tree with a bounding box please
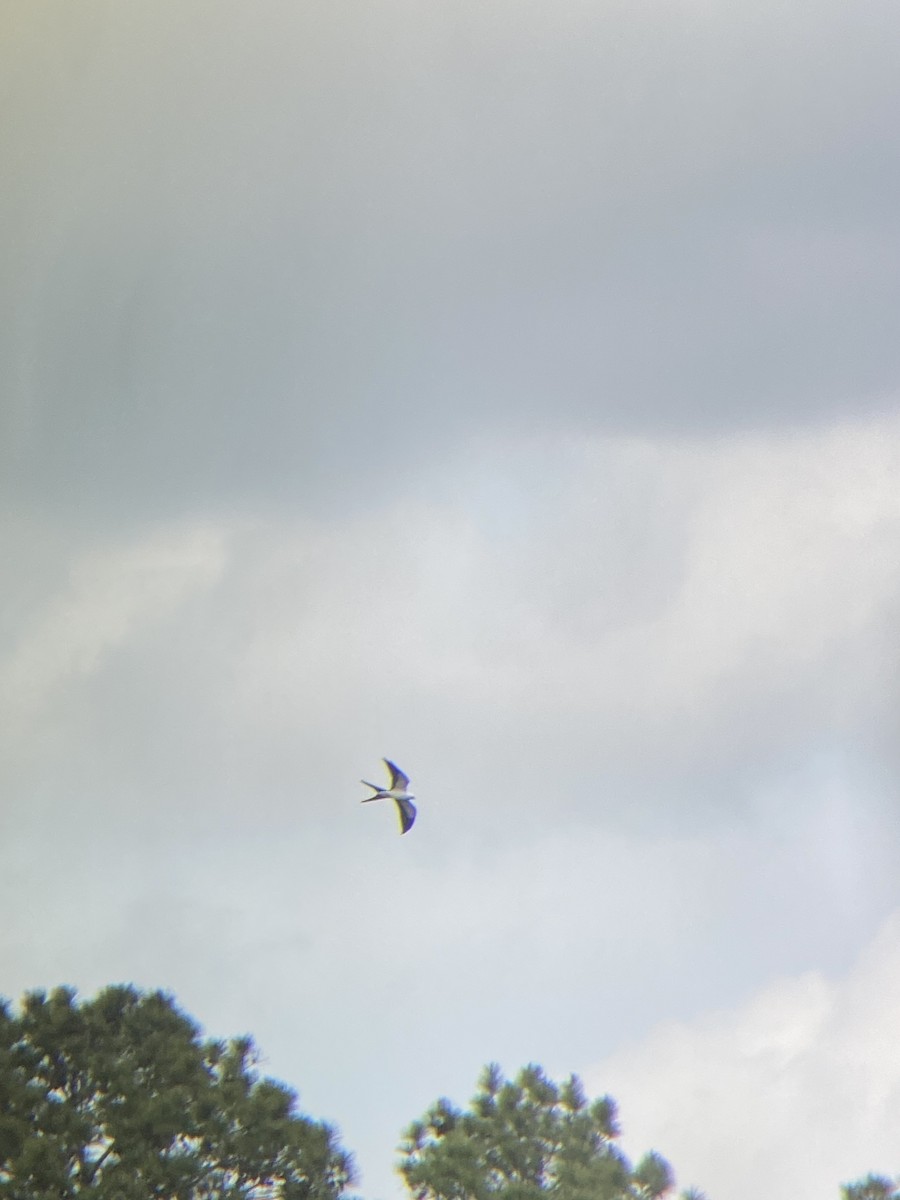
[841,1175,900,1200]
[399,1063,696,1200]
[0,985,353,1200]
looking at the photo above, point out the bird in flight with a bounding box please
[361,759,416,834]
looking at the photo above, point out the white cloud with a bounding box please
[0,522,228,742]
[591,912,900,1199]
[2,412,899,1200]
[489,412,900,714]
[215,408,900,815]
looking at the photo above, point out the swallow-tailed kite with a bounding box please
[361,759,416,834]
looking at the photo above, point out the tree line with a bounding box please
[0,985,893,1199]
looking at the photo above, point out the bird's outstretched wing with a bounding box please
[394,796,416,834]
[383,758,410,790]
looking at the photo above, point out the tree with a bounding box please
[398,1063,697,1200]
[841,1176,900,1200]
[0,984,354,1200]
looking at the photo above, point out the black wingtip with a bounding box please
[395,797,417,834]
[383,758,410,790]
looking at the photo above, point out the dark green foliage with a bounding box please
[0,985,354,1200]
[631,1151,674,1199]
[841,1175,900,1200]
[398,1063,688,1200]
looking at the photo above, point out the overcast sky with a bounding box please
[3,3,900,1197]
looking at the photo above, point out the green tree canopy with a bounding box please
[841,1175,900,1200]
[0,984,353,1200]
[398,1063,697,1200]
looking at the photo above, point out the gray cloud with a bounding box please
[5,6,900,1196]
[4,0,900,522]
[5,414,900,842]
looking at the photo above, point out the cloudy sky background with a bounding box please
[3,2,900,1197]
